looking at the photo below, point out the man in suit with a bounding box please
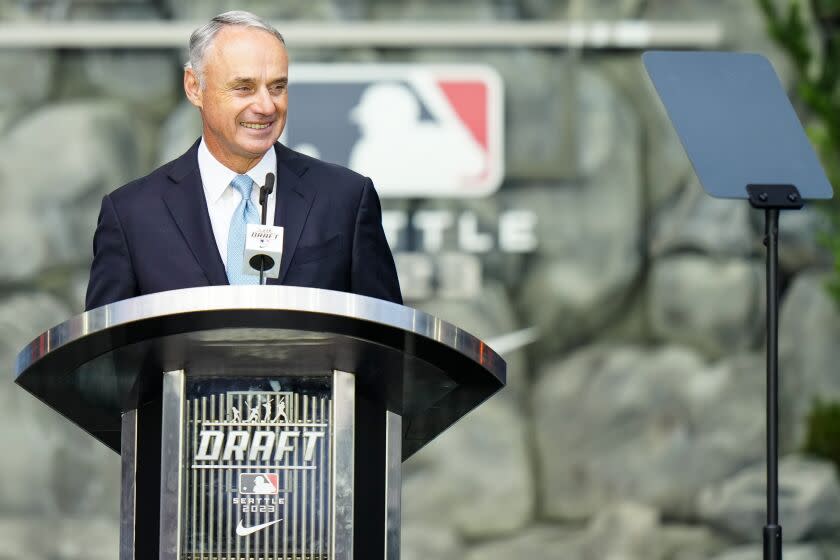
[85,11,402,310]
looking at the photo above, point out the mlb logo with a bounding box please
[283,64,504,198]
[239,473,279,495]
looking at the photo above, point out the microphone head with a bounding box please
[264,172,275,194]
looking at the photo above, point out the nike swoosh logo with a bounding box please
[236,518,283,537]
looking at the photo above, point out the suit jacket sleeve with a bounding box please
[351,178,402,305]
[85,194,139,311]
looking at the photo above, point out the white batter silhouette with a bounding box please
[348,83,485,195]
[252,475,277,494]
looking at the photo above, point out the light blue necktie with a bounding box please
[226,174,260,284]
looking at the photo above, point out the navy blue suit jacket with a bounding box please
[85,140,402,310]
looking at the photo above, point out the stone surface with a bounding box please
[599,282,652,345]
[0,293,120,518]
[82,50,179,118]
[463,525,577,560]
[0,107,14,134]
[581,502,725,560]
[506,64,642,356]
[576,65,641,182]
[711,545,825,560]
[520,0,645,18]
[464,503,723,560]
[166,0,346,19]
[0,51,55,108]
[0,101,152,271]
[0,208,50,283]
[650,180,756,257]
[367,0,517,20]
[534,345,765,519]
[157,99,204,166]
[402,397,533,539]
[517,247,640,356]
[402,524,463,560]
[509,126,642,356]
[66,0,162,20]
[779,271,840,448]
[648,256,764,359]
[0,101,148,201]
[0,516,118,559]
[757,205,832,273]
[598,57,693,211]
[698,455,840,541]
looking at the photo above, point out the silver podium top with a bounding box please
[14,286,505,458]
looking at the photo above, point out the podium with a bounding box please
[13,286,506,560]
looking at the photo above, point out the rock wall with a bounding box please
[1,1,839,558]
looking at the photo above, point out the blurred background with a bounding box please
[2,0,840,558]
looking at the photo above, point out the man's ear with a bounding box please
[184,68,203,108]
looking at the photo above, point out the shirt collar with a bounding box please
[198,138,277,204]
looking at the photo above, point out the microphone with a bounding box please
[259,172,275,226]
[245,172,283,283]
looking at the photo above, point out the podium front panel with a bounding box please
[155,370,354,560]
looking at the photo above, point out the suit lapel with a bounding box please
[269,143,315,284]
[162,141,229,286]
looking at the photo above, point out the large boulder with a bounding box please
[509,147,642,356]
[0,101,153,276]
[0,292,118,518]
[534,345,765,519]
[598,57,693,210]
[463,525,576,560]
[648,255,764,359]
[507,64,641,356]
[698,455,840,542]
[0,51,55,108]
[650,181,756,258]
[770,207,832,274]
[157,100,203,167]
[0,516,118,559]
[402,523,463,560]
[463,503,724,560]
[779,271,840,447]
[401,397,533,539]
[81,51,180,118]
[0,208,51,283]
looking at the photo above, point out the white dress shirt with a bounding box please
[198,138,277,265]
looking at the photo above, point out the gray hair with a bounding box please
[185,10,285,87]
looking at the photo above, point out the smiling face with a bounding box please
[184,25,289,173]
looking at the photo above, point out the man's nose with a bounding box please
[253,87,275,115]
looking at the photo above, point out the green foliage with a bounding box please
[758,0,840,305]
[802,399,840,471]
